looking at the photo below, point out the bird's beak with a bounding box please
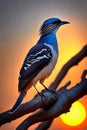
[61,21,70,25]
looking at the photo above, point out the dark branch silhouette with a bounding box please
[0,45,87,130]
[16,71,87,130]
[50,45,87,90]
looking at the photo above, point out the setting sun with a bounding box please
[60,101,86,126]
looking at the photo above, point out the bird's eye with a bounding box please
[52,21,57,24]
[53,21,61,24]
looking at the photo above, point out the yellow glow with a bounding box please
[60,101,86,126]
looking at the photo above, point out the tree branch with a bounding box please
[0,89,57,126]
[35,120,53,130]
[0,45,87,130]
[16,70,87,130]
[50,45,87,90]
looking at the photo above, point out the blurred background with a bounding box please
[0,0,87,129]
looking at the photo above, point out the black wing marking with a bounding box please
[18,44,52,92]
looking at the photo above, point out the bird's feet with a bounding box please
[34,85,47,99]
[40,82,56,94]
[39,92,47,100]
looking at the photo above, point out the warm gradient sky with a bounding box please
[0,0,87,130]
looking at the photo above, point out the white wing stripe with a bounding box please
[36,55,49,60]
[24,54,50,70]
[24,67,28,70]
[30,48,47,57]
[25,63,31,67]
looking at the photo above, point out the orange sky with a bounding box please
[0,0,87,130]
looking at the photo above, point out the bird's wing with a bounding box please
[18,44,52,92]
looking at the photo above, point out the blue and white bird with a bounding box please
[10,18,69,113]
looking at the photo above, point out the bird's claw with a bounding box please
[38,92,47,100]
[45,88,57,95]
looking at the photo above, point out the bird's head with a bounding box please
[40,18,70,36]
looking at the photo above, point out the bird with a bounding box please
[9,17,70,113]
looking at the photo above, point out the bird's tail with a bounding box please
[9,91,26,114]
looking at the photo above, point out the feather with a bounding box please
[9,92,26,113]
